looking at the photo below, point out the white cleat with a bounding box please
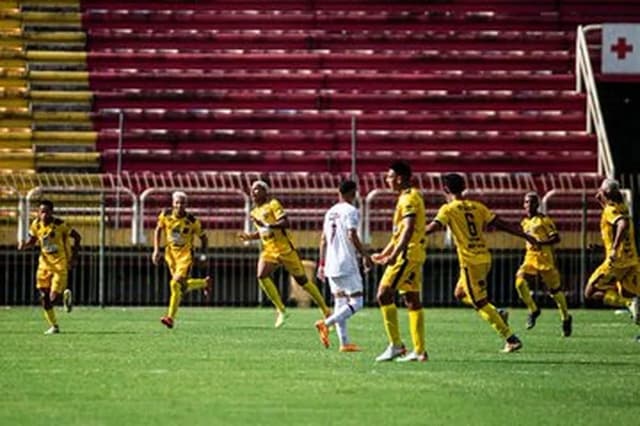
[44,325,60,335]
[628,297,640,325]
[396,351,428,362]
[63,289,73,313]
[275,311,290,328]
[375,343,406,362]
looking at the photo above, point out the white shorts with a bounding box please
[327,272,363,296]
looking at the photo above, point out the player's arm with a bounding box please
[197,231,209,263]
[17,234,38,250]
[491,216,539,247]
[609,216,629,261]
[374,216,415,265]
[317,231,327,280]
[538,232,560,246]
[425,219,445,235]
[152,222,163,265]
[348,228,372,272]
[237,218,261,242]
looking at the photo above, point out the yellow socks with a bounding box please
[516,276,538,313]
[186,278,206,292]
[477,303,512,339]
[380,303,402,346]
[258,277,286,312]
[550,291,570,321]
[408,308,425,354]
[43,308,57,327]
[168,279,183,318]
[603,289,631,308]
[302,282,330,316]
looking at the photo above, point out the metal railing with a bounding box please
[575,24,614,178]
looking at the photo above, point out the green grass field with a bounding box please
[2,306,640,426]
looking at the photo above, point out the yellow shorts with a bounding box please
[165,247,193,278]
[260,249,306,277]
[588,261,640,297]
[36,264,68,294]
[517,263,561,291]
[379,258,423,294]
[457,262,491,305]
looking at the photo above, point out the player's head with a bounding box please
[386,160,412,191]
[250,179,269,204]
[442,173,465,196]
[172,191,187,214]
[523,192,540,216]
[597,178,623,204]
[38,199,54,222]
[338,179,357,202]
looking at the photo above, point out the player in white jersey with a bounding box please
[315,180,372,352]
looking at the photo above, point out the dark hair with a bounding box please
[339,179,357,195]
[39,199,54,210]
[442,173,466,194]
[390,160,411,181]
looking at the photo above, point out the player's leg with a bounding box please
[375,261,407,361]
[541,268,571,336]
[256,255,288,327]
[38,267,58,334]
[395,264,427,362]
[464,263,522,352]
[285,251,330,317]
[319,274,363,350]
[585,262,631,308]
[515,266,540,329]
[162,253,189,328]
[618,265,640,324]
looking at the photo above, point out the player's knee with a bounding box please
[348,296,364,313]
[453,286,466,301]
[40,292,52,309]
[170,279,184,293]
[294,274,308,286]
[515,275,528,290]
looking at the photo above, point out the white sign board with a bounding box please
[602,24,640,74]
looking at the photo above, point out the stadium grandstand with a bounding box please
[1,0,640,310]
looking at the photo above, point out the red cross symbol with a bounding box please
[611,37,633,60]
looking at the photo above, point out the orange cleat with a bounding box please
[339,343,362,352]
[315,319,330,348]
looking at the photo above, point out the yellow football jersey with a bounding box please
[521,214,558,270]
[435,199,495,266]
[29,217,72,270]
[390,188,426,263]
[157,209,204,250]
[600,201,638,267]
[251,198,296,255]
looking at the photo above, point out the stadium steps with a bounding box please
[76,0,640,174]
[0,0,98,173]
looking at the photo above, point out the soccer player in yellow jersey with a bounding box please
[425,173,537,353]
[585,178,640,324]
[18,199,81,335]
[237,180,331,328]
[516,192,572,337]
[372,161,427,362]
[153,191,212,329]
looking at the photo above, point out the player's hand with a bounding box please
[316,265,325,281]
[237,232,251,242]
[371,253,388,265]
[152,250,162,265]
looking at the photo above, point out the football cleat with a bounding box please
[314,320,330,348]
[160,316,174,329]
[339,343,362,352]
[275,311,290,328]
[63,289,73,313]
[526,309,541,330]
[396,351,428,362]
[44,325,60,335]
[562,315,573,337]
[375,343,407,362]
[502,336,523,353]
